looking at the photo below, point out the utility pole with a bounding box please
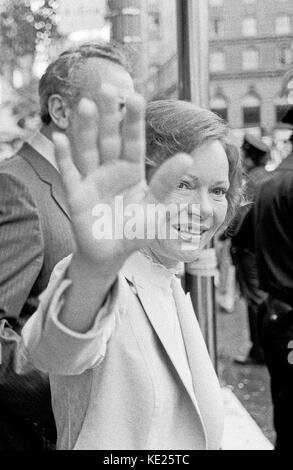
[108,0,148,95]
[176,0,218,370]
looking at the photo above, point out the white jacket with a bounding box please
[22,252,224,450]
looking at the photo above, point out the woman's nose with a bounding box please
[190,190,213,220]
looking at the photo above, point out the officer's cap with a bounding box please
[242,134,269,158]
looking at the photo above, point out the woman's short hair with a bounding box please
[146,100,242,225]
[39,42,130,125]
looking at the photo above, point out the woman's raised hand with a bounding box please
[53,86,193,270]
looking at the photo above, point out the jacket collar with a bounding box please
[19,142,70,220]
[29,131,59,172]
[121,251,174,289]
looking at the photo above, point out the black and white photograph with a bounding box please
[0,0,293,454]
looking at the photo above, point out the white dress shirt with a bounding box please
[29,131,59,172]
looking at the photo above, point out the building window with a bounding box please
[210,95,228,121]
[275,16,291,35]
[242,48,259,70]
[209,50,226,72]
[242,93,261,126]
[210,18,224,38]
[276,46,293,68]
[209,0,223,6]
[242,17,257,36]
[275,96,290,123]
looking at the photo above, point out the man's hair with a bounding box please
[39,42,130,125]
[146,100,243,225]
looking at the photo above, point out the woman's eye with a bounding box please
[177,181,192,190]
[212,187,228,197]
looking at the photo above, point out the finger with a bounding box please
[147,153,194,203]
[53,132,81,198]
[97,85,121,165]
[71,98,100,176]
[121,93,146,178]
[93,161,145,198]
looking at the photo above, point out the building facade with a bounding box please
[209,0,293,134]
[141,0,293,136]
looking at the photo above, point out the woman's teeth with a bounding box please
[173,226,203,244]
[175,225,203,235]
[179,232,196,242]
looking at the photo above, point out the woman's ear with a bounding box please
[47,94,70,130]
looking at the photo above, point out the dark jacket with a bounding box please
[229,166,271,251]
[254,153,293,306]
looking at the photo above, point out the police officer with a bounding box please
[254,108,293,450]
[231,134,271,365]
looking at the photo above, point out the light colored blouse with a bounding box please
[22,252,224,450]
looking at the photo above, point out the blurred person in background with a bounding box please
[0,138,22,161]
[0,119,24,161]
[230,135,271,365]
[215,232,236,314]
[254,106,293,450]
[0,41,133,450]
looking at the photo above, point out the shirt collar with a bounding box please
[29,130,59,172]
[121,251,177,290]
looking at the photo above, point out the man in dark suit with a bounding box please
[254,107,293,450]
[0,42,134,449]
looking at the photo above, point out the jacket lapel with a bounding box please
[122,256,206,438]
[20,142,71,220]
[171,278,225,449]
[134,281,198,397]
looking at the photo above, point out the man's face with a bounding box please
[78,57,134,110]
[66,57,134,167]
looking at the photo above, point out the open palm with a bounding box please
[53,86,193,269]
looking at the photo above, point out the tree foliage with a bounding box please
[0,0,60,71]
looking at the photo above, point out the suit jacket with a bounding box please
[0,142,74,448]
[22,253,224,450]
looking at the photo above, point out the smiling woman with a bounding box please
[21,94,242,450]
[146,100,242,226]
